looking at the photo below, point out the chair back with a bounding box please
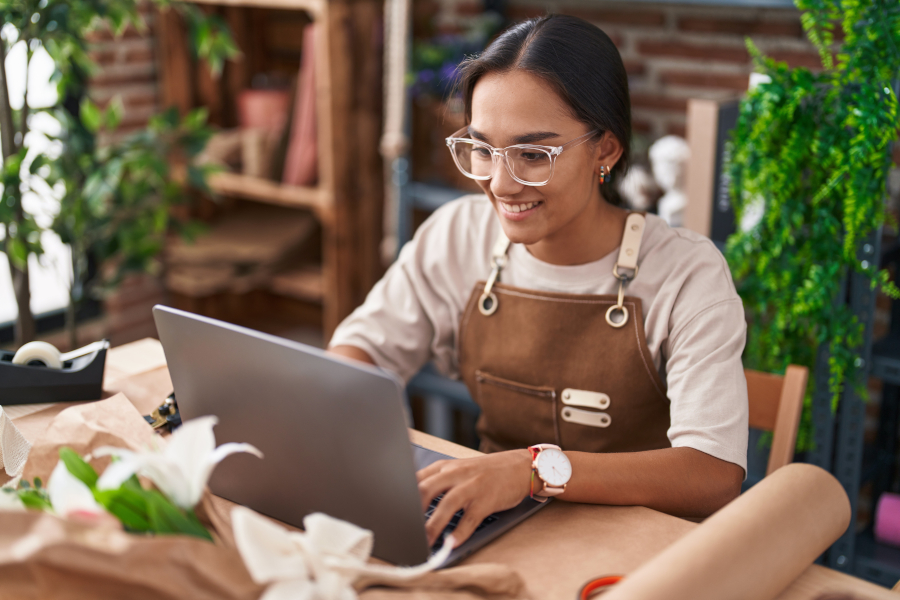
[745,365,809,476]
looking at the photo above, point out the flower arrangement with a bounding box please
[3,416,261,540]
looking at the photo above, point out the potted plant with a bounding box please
[725,0,900,447]
[0,0,238,348]
[409,13,502,191]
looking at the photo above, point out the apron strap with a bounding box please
[614,212,645,277]
[478,232,511,316]
[479,214,646,320]
[607,213,646,328]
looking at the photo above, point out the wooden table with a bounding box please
[8,339,898,600]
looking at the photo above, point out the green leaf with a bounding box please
[145,491,213,541]
[59,447,99,488]
[18,490,52,511]
[105,97,124,131]
[29,154,48,176]
[94,479,152,531]
[79,98,102,133]
[7,238,28,268]
[183,107,209,131]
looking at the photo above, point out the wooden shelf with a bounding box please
[209,172,331,216]
[270,265,324,303]
[160,0,384,336]
[189,0,325,16]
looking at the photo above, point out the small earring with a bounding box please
[599,166,608,184]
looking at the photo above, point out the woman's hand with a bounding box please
[416,449,533,548]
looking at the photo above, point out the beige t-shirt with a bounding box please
[330,195,749,472]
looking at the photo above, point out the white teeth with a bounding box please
[505,202,540,213]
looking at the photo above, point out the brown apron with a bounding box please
[458,213,671,454]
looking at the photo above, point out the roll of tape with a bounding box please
[12,341,63,369]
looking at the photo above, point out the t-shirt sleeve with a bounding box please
[664,297,749,475]
[328,201,478,382]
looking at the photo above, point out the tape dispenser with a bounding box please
[0,340,109,404]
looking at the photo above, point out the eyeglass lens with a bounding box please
[452,141,553,184]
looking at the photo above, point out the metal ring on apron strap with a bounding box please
[605,304,629,328]
[479,255,506,316]
[479,292,499,316]
[606,267,631,328]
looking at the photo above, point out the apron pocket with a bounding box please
[474,370,559,450]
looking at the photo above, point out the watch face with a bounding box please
[536,448,572,487]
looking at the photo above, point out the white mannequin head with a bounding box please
[649,135,690,193]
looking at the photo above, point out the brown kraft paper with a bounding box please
[20,393,156,484]
[602,463,851,600]
[0,510,264,600]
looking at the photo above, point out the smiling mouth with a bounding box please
[500,201,543,214]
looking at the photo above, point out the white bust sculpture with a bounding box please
[649,135,691,227]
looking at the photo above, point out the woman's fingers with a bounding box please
[416,459,451,482]
[448,502,489,549]
[417,461,465,510]
[424,486,473,546]
[418,476,450,511]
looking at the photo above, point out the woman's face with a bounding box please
[469,70,620,247]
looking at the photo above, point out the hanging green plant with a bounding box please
[725,0,900,449]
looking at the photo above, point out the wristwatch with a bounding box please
[528,443,572,499]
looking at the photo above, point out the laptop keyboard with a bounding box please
[426,495,500,551]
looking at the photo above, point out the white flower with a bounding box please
[47,460,105,518]
[94,415,263,510]
[0,487,24,512]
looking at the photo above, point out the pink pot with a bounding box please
[238,89,291,131]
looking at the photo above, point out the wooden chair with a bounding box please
[745,365,809,476]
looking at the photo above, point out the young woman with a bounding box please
[330,14,748,548]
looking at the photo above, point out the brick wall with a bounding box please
[85,5,165,343]
[435,0,819,139]
[86,4,159,146]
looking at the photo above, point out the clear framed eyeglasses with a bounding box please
[445,127,598,187]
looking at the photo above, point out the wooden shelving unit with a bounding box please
[208,172,330,214]
[156,0,384,337]
[270,265,324,302]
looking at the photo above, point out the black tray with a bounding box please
[0,341,108,404]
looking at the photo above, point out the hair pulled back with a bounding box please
[457,14,631,204]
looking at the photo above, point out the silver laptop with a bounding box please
[152,305,546,566]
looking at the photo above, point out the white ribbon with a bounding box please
[233,506,454,600]
[0,406,31,479]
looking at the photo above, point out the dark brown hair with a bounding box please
[456,14,631,204]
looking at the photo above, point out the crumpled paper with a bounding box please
[0,509,263,600]
[233,507,448,600]
[0,406,31,478]
[359,564,529,600]
[233,506,528,600]
[21,393,156,484]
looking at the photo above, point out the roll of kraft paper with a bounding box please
[875,492,900,547]
[602,464,850,600]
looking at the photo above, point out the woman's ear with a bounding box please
[593,131,625,176]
